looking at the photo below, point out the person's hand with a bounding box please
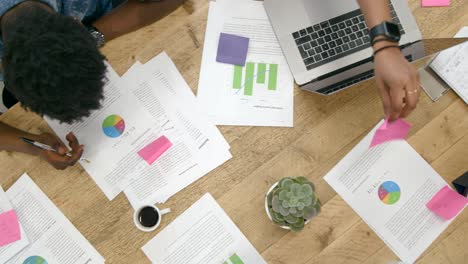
[36,132,84,170]
[373,43,420,121]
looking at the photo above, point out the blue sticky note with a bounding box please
[216,33,249,66]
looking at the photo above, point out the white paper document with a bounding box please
[46,64,158,200]
[454,26,468,38]
[47,52,231,204]
[0,186,29,264]
[5,173,104,264]
[429,41,468,104]
[122,53,232,207]
[324,121,455,264]
[197,0,294,127]
[142,193,266,264]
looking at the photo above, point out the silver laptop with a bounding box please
[264,0,425,95]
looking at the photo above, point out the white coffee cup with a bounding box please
[133,205,171,232]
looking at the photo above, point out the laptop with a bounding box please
[263,0,425,95]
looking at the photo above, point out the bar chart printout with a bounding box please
[197,0,294,127]
[141,193,267,264]
[233,62,278,96]
[224,253,244,264]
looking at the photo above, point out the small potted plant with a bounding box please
[265,177,321,232]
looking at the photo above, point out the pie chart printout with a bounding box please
[23,256,48,264]
[378,181,401,205]
[102,115,126,138]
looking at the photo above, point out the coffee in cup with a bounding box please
[134,205,171,232]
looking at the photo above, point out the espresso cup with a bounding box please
[133,205,171,232]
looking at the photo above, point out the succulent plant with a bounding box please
[266,177,321,232]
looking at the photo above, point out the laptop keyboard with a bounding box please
[292,3,405,71]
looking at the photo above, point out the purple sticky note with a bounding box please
[426,186,468,220]
[216,33,249,66]
[0,210,21,247]
[370,119,412,148]
[138,136,172,165]
[422,0,450,7]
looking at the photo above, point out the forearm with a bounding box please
[92,0,186,41]
[358,0,392,28]
[358,0,397,50]
[0,121,41,156]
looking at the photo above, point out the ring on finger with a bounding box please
[406,89,418,95]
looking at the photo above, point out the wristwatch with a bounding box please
[87,25,106,48]
[369,21,401,44]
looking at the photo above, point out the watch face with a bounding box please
[386,22,401,40]
[90,30,105,48]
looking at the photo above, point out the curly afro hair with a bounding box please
[2,3,106,123]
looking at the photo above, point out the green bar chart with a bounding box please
[244,63,255,96]
[256,63,267,84]
[232,62,278,96]
[223,253,245,264]
[233,65,243,89]
[268,64,278,91]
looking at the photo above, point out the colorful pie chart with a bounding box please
[23,256,48,264]
[378,181,401,205]
[102,115,125,138]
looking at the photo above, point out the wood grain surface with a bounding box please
[0,1,467,263]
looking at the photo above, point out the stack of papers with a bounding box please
[46,52,231,207]
[1,174,104,263]
[324,121,463,263]
[46,63,157,200]
[429,41,468,104]
[197,0,294,127]
[121,53,232,207]
[142,193,266,264]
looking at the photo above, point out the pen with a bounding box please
[19,137,90,163]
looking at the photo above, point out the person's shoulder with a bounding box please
[0,0,59,16]
[0,0,27,16]
[60,0,112,18]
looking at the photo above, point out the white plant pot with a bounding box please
[264,181,311,230]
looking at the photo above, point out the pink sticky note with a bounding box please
[422,0,450,7]
[426,186,468,220]
[370,119,412,148]
[138,136,172,165]
[0,210,21,247]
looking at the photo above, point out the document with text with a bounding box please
[122,53,232,207]
[142,193,266,264]
[5,173,104,264]
[0,186,29,264]
[197,0,294,127]
[46,64,158,200]
[430,41,468,104]
[324,121,457,264]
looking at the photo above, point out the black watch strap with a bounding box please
[369,21,401,44]
[86,25,106,48]
[372,38,396,46]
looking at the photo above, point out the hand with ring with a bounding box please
[373,44,421,121]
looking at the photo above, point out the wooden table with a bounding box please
[1,1,467,263]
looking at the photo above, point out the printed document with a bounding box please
[46,64,158,200]
[454,26,468,38]
[197,0,294,127]
[5,173,104,264]
[324,121,457,264]
[122,53,232,207]
[0,186,29,264]
[142,193,266,264]
[430,41,468,104]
